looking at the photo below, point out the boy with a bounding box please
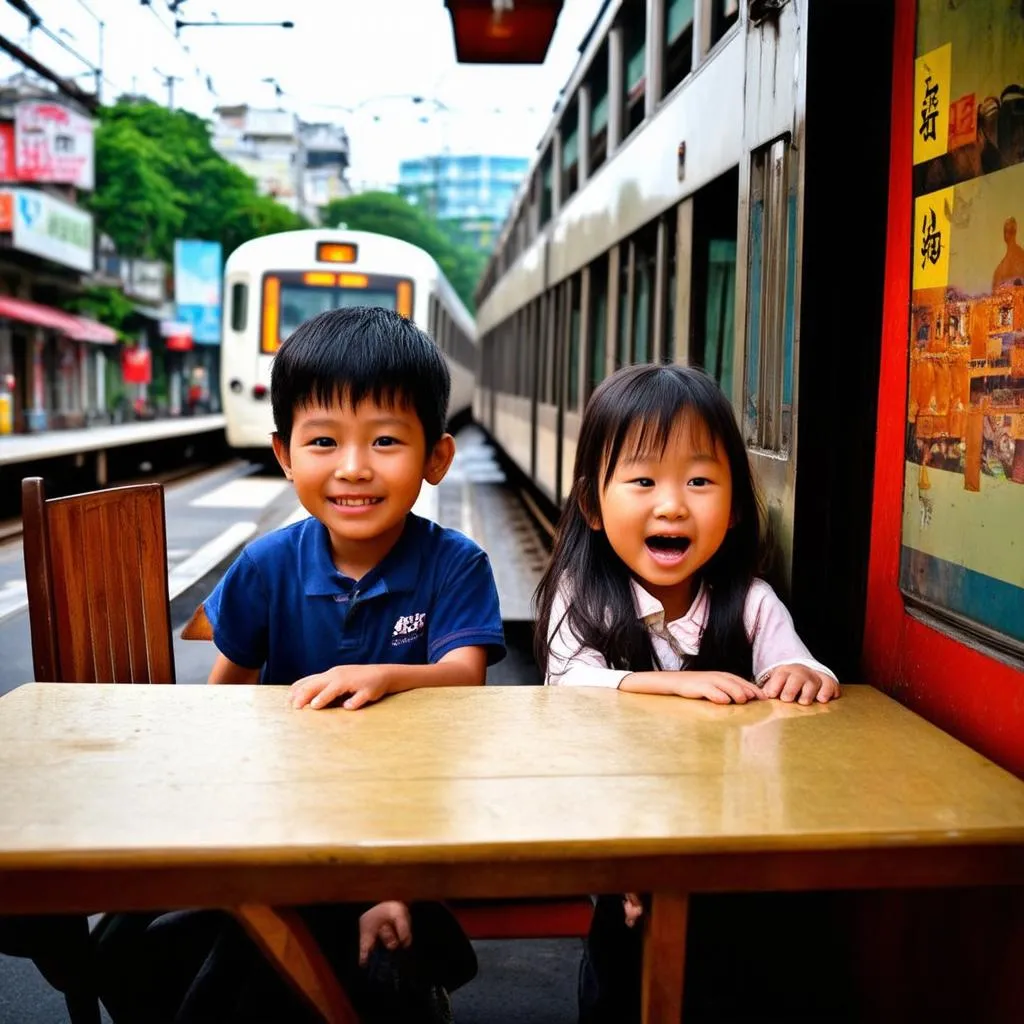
[98,307,502,1023]
[208,303,504,698]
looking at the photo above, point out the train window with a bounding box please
[743,138,796,452]
[663,0,694,97]
[230,282,247,333]
[587,41,610,175]
[663,211,678,363]
[692,168,739,394]
[622,0,647,140]
[561,98,580,202]
[710,0,740,48]
[567,275,582,411]
[547,289,561,405]
[617,244,632,368]
[633,226,658,365]
[540,149,554,227]
[588,254,609,396]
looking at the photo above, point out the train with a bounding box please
[220,229,476,452]
[472,0,1023,775]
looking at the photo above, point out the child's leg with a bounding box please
[578,894,643,1024]
[94,910,227,1023]
[174,916,319,1023]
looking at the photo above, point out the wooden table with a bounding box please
[2,683,1023,1022]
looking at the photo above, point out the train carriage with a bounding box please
[220,229,475,452]
[474,0,894,688]
[475,0,1024,775]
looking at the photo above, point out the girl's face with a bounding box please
[596,415,734,621]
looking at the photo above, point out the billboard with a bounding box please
[901,1,1024,645]
[15,101,95,191]
[0,124,15,181]
[174,240,222,345]
[3,187,94,273]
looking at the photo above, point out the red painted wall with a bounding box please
[863,0,1024,777]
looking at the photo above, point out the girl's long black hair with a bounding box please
[535,364,764,680]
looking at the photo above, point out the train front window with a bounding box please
[260,273,411,353]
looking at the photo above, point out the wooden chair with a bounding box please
[18,476,359,1024]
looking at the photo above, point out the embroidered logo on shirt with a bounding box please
[392,612,426,645]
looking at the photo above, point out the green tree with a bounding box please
[320,191,487,311]
[89,100,308,264]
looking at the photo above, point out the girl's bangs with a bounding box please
[601,376,721,486]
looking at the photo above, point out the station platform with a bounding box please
[425,425,548,622]
[0,415,226,467]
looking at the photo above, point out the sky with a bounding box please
[0,0,603,190]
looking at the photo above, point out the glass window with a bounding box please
[540,150,554,226]
[561,99,579,201]
[230,282,247,332]
[622,0,647,139]
[588,42,610,174]
[568,275,582,411]
[633,231,657,364]
[663,0,694,96]
[663,212,678,363]
[743,139,795,452]
[589,255,609,397]
[711,0,740,47]
[618,247,631,368]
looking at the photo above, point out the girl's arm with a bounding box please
[545,587,631,688]
[208,653,261,685]
[619,670,763,704]
[746,581,840,703]
[547,588,761,702]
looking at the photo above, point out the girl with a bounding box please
[534,363,839,1023]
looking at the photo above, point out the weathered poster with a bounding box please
[902,1,1024,647]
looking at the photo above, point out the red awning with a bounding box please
[0,295,118,344]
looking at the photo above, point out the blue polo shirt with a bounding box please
[204,513,505,684]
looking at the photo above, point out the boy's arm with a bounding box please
[203,549,270,684]
[209,652,262,685]
[290,646,486,709]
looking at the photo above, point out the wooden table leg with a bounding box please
[641,892,689,1024]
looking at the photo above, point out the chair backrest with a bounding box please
[22,476,176,684]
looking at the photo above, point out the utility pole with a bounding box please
[154,68,183,110]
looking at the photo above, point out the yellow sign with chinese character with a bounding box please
[913,187,953,290]
[913,42,951,165]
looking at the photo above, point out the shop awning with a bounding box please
[0,296,119,345]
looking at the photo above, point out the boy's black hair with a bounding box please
[271,306,451,448]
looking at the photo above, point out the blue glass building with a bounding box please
[398,153,529,253]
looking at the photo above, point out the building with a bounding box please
[212,105,351,222]
[0,76,119,434]
[398,153,529,252]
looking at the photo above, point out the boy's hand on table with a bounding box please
[358,901,412,966]
[290,664,391,710]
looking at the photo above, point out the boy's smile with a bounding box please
[273,397,454,577]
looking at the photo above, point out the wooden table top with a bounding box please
[2,683,1022,913]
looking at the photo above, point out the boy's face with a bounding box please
[273,396,454,568]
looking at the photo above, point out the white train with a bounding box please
[220,229,476,450]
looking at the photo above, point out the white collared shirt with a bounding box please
[544,577,837,687]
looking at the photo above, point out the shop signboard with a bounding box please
[9,188,93,273]
[174,240,222,345]
[15,100,95,190]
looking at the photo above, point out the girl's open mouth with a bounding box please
[645,536,691,562]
